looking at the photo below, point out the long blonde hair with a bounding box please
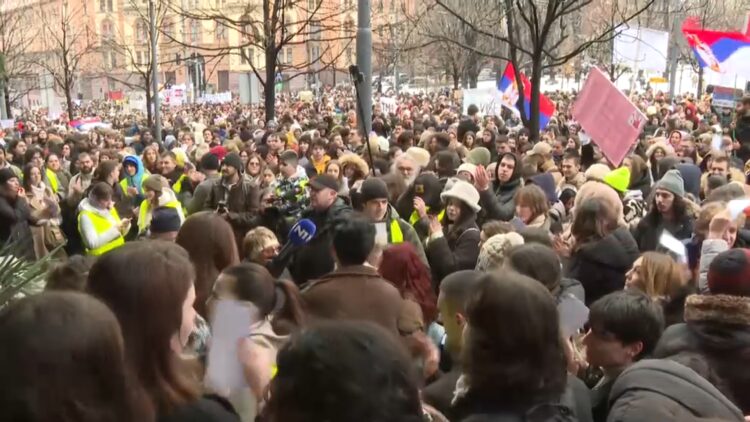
[634,252,685,299]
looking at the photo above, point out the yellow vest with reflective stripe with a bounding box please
[390,219,403,243]
[78,207,125,256]
[120,174,150,198]
[138,198,181,234]
[409,208,445,225]
[45,168,59,194]
[172,174,187,193]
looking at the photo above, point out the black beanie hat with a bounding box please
[360,177,389,203]
[150,207,182,234]
[200,153,220,171]
[222,153,243,174]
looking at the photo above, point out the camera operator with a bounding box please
[271,150,310,220]
[204,152,260,245]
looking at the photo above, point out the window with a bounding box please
[190,20,201,43]
[344,18,354,35]
[135,20,147,44]
[215,22,226,41]
[308,0,316,10]
[100,20,114,41]
[162,19,174,40]
[241,48,254,65]
[345,47,352,64]
[286,47,292,64]
[99,0,113,12]
[310,20,321,41]
[135,51,146,66]
[110,52,117,69]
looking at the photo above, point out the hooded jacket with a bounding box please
[479,153,523,222]
[607,359,744,422]
[565,226,639,306]
[77,198,123,251]
[675,163,701,200]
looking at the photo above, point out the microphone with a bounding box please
[267,219,317,277]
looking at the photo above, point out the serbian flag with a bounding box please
[682,17,750,77]
[498,62,556,129]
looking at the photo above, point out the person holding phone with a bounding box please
[77,182,130,256]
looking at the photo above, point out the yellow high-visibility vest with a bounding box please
[78,207,125,256]
[390,219,403,243]
[138,198,182,234]
[45,168,59,194]
[409,208,446,225]
[172,174,187,193]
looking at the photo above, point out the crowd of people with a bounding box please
[1,84,750,421]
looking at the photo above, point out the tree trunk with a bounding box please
[696,65,704,98]
[64,82,74,120]
[452,71,459,89]
[3,81,10,116]
[145,87,153,128]
[528,57,543,142]
[265,52,276,122]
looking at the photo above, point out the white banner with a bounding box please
[379,96,398,115]
[462,87,504,117]
[198,92,233,104]
[613,26,670,73]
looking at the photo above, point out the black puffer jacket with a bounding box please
[607,359,744,422]
[565,227,639,306]
[631,211,694,253]
[426,217,481,290]
[287,198,353,286]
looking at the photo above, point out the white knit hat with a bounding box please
[457,163,477,178]
[441,180,481,213]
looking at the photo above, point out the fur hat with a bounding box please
[574,180,626,226]
[338,153,370,177]
[655,169,685,198]
[475,232,524,272]
[441,180,481,213]
[405,147,431,168]
[584,164,611,182]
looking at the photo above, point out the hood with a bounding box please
[338,153,370,177]
[494,153,522,185]
[78,197,117,219]
[122,155,145,193]
[675,163,701,199]
[656,156,680,181]
[646,140,675,160]
[157,188,179,206]
[609,359,744,421]
[578,226,639,269]
[528,172,558,204]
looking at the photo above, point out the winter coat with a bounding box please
[558,171,586,191]
[653,294,750,414]
[302,265,405,338]
[631,212,694,253]
[697,239,728,294]
[479,178,522,222]
[187,173,220,215]
[452,374,592,422]
[383,205,428,266]
[606,359,744,422]
[205,175,261,241]
[426,218,481,289]
[287,197,352,285]
[158,395,239,422]
[0,194,35,259]
[566,227,639,306]
[675,163,701,200]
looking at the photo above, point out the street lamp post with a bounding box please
[356,0,372,137]
[149,0,162,142]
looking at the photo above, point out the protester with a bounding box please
[583,290,665,421]
[87,241,240,420]
[425,180,481,284]
[205,152,261,244]
[176,211,239,318]
[302,214,405,338]
[632,169,695,251]
[0,292,153,421]
[77,182,129,256]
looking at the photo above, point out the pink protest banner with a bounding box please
[572,67,646,166]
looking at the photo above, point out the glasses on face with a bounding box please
[249,161,260,166]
